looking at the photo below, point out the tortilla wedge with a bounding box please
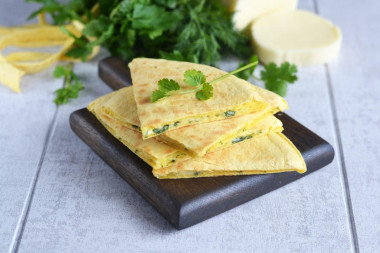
[129,58,267,139]
[98,86,287,157]
[88,92,189,169]
[157,86,287,157]
[153,133,307,179]
[87,91,284,171]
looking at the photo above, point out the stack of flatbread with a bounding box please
[88,58,306,179]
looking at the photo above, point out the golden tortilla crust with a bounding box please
[129,58,267,138]
[160,86,288,156]
[153,133,306,179]
[87,91,190,169]
[99,85,287,157]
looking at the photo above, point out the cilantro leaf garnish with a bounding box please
[234,55,298,97]
[151,79,180,102]
[196,83,213,101]
[53,65,66,78]
[260,62,298,97]
[184,70,206,87]
[151,60,258,102]
[53,63,84,105]
[151,90,167,103]
[158,78,180,92]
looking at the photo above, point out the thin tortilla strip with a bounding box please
[129,58,267,139]
[153,133,306,179]
[0,21,99,92]
[100,86,287,156]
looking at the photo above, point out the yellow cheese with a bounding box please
[230,0,297,31]
[251,10,342,66]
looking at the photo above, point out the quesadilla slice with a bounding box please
[88,92,190,169]
[99,86,287,157]
[153,133,307,179]
[129,58,267,139]
[157,86,287,157]
[87,91,284,170]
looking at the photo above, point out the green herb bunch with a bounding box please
[27,0,250,65]
[53,63,84,105]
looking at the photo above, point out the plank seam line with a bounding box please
[313,1,359,252]
[324,65,360,253]
[8,89,62,253]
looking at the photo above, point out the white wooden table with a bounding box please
[1,0,379,252]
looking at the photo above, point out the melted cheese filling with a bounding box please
[142,100,267,139]
[155,168,299,179]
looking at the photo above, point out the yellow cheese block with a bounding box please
[228,0,298,31]
[251,10,342,66]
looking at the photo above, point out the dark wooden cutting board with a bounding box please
[70,56,335,230]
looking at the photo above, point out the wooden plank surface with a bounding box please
[316,0,380,251]
[0,2,61,252]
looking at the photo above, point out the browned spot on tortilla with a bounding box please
[139,83,149,87]
[139,111,147,117]
[138,89,147,95]
[176,161,185,171]
[164,149,174,154]
[189,135,205,143]
[212,131,227,136]
[148,119,161,125]
[137,87,147,96]
[102,114,111,121]
[138,97,150,105]
[152,108,162,114]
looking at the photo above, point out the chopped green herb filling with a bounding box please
[132,124,141,131]
[224,110,236,117]
[231,135,253,144]
[153,124,169,134]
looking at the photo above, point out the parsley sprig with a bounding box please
[235,56,298,97]
[27,0,250,65]
[53,63,84,105]
[151,60,258,102]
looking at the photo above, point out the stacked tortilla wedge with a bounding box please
[88,58,306,179]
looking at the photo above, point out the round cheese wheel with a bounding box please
[251,10,342,66]
[231,0,298,31]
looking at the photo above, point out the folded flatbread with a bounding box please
[88,91,188,169]
[87,92,284,170]
[159,86,287,157]
[98,86,287,157]
[129,58,267,139]
[153,133,307,179]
